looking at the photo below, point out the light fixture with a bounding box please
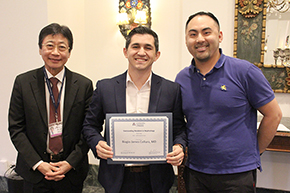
[267,0,290,13]
[117,0,151,38]
[134,10,147,24]
[116,12,130,25]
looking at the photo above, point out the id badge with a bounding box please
[49,122,62,138]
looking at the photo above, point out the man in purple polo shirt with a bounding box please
[175,11,282,192]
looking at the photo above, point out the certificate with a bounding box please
[105,113,172,164]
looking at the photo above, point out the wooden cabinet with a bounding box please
[266,131,290,152]
[266,117,290,153]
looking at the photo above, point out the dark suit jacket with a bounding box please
[8,66,93,185]
[82,72,187,193]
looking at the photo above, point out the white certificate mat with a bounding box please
[105,113,172,164]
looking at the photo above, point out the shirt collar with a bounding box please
[45,67,65,83]
[126,71,152,88]
[190,48,225,73]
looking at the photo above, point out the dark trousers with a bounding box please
[118,169,154,193]
[184,166,257,193]
[23,177,83,193]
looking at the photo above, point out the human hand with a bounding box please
[37,162,64,181]
[48,161,72,181]
[166,144,184,166]
[96,141,113,160]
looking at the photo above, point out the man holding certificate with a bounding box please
[82,26,187,193]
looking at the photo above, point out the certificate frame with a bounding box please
[105,113,172,164]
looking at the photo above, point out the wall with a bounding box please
[0,0,48,173]
[0,0,289,190]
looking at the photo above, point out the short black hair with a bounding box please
[125,26,159,52]
[38,23,73,52]
[185,11,220,31]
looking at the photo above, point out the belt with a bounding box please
[49,152,64,162]
[125,165,150,173]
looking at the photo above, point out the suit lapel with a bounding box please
[115,72,127,113]
[148,73,162,113]
[29,67,78,128]
[63,68,78,127]
[30,67,47,126]
[113,72,161,113]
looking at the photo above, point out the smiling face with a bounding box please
[185,15,223,64]
[123,33,160,74]
[39,34,71,76]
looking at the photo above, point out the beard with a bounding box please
[195,51,211,62]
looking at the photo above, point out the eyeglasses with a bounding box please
[42,42,70,52]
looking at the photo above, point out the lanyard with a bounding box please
[43,66,65,116]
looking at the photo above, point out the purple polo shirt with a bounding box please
[175,49,274,174]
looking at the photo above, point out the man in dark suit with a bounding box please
[8,23,93,193]
[82,26,187,193]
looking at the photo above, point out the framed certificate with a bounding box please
[105,113,172,164]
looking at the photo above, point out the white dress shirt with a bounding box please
[32,68,66,170]
[126,72,151,114]
[125,71,151,167]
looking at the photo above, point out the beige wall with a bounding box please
[45,0,237,83]
[1,0,290,190]
[0,0,48,175]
